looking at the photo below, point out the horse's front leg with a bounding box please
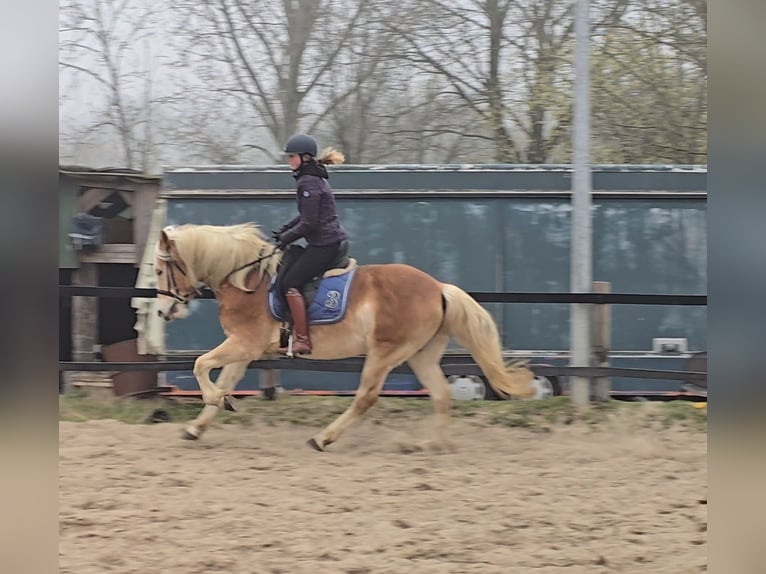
[192,338,254,408]
[182,359,250,440]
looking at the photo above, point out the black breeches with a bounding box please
[279,242,343,294]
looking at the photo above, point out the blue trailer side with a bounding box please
[158,164,706,395]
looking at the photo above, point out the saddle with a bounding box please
[275,239,355,310]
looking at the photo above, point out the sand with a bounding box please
[59,415,707,573]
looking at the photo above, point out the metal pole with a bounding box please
[570,0,592,408]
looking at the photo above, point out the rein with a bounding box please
[224,245,282,282]
[156,243,282,302]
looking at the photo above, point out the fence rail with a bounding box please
[59,284,707,387]
[58,357,707,384]
[60,285,707,306]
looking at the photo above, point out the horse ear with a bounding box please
[159,226,174,250]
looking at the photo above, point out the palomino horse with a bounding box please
[154,223,535,451]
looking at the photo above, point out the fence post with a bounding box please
[592,281,611,402]
[260,369,280,399]
[69,262,103,390]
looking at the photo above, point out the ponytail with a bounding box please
[317,147,346,165]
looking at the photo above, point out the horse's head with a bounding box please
[154,226,199,322]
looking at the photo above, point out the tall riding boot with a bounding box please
[279,288,312,355]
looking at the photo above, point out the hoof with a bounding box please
[181,430,199,441]
[262,386,277,400]
[145,408,170,424]
[306,438,324,452]
[223,395,237,412]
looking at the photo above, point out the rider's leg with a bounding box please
[278,242,342,355]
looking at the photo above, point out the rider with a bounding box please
[273,133,349,355]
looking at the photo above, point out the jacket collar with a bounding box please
[293,161,329,180]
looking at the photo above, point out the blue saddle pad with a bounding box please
[268,267,357,325]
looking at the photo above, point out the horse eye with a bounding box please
[156,269,163,276]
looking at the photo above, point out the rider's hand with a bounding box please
[271,231,287,250]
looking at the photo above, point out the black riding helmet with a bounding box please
[283,134,317,157]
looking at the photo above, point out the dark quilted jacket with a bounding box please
[278,162,348,247]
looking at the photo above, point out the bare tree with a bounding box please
[385,0,513,162]
[58,0,706,168]
[386,0,637,164]
[170,0,380,160]
[590,0,707,163]
[385,0,575,163]
[163,94,263,164]
[59,0,164,171]
[367,74,495,164]
[317,9,397,163]
[315,4,479,164]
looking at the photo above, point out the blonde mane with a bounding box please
[164,223,283,291]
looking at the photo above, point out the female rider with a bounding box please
[273,133,349,355]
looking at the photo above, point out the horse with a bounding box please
[154,222,536,451]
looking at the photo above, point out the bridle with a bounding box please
[155,248,201,304]
[155,243,282,304]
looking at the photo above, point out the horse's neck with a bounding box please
[194,238,279,291]
[187,233,280,289]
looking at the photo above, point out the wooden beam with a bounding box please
[132,182,159,267]
[79,244,136,264]
[79,188,113,213]
[118,190,134,206]
[592,281,612,402]
[71,262,99,362]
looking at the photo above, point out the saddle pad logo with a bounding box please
[324,290,341,309]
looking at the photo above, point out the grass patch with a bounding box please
[59,391,706,432]
[634,399,708,431]
[59,389,202,424]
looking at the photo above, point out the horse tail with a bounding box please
[440,283,536,399]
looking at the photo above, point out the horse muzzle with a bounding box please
[157,300,189,322]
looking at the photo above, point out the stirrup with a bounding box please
[277,334,295,358]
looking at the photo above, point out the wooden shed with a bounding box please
[59,166,161,392]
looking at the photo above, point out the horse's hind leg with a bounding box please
[182,360,249,440]
[308,349,408,451]
[407,334,455,452]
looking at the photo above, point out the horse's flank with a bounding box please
[165,223,282,292]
